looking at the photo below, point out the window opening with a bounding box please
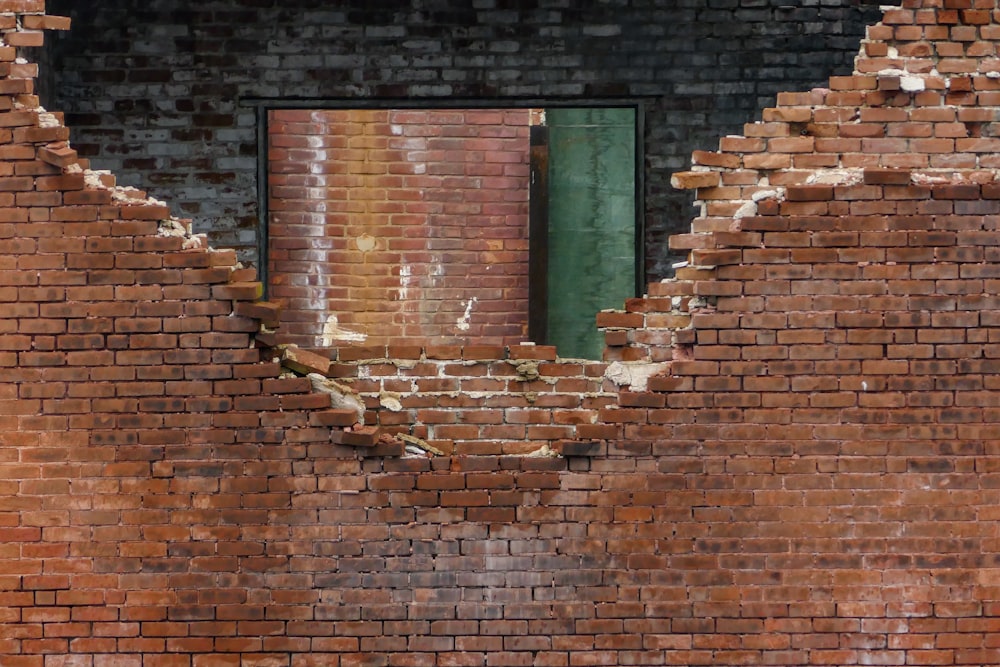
[256,102,642,359]
[536,107,638,360]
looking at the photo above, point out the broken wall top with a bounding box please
[672,0,1000,223]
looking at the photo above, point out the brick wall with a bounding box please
[41,0,891,282]
[268,108,531,348]
[13,1,1000,667]
[327,342,617,457]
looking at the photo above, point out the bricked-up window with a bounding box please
[264,106,640,357]
[267,108,532,349]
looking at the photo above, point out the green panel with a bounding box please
[545,107,636,360]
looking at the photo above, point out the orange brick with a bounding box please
[670,170,721,190]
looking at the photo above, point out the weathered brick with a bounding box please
[7,4,1000,667]
[670,170,721,190]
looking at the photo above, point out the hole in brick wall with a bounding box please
[263,105,641,360]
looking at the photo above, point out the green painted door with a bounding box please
[544,107,637,360]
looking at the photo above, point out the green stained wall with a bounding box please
[545,107,637,360]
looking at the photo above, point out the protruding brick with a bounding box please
[233,300,282,327]
[691,150,741,169]
[22,14,72,31]
[279,345,331,376]
[310,409,360,427]
[595,311,644,329]
[689,249,742,267]
[333,425,380,447]
[0,0,45,11]
[670,170,721,190]
[35,143,77,168]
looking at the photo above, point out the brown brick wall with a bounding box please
[8,1,1000,666]
[268,108,531,348]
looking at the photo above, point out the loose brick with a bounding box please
[310,409,359,427]
[35,144,77,168]
[22,15,72,31]
[670,170,721,190]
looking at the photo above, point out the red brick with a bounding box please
[211,282,263,301]
[507,344,557,361]
[594,311,643,329]
[22,14,72,31]
[34,173,85,191]
[689,249,742,266]
[670,170,721,189]
[36,143,78,168]
[310,409,360,427]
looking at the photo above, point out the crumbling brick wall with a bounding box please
[9,1,1000,667]
[268,108,531,348]
[42,0,891,282]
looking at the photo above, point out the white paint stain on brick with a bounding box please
[456,297,478,332]
[398,264,412,301]
[900,75,926,92]
[303,136,367,347]
[320,314,366,347]
[604,361,671,391]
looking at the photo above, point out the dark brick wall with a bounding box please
[43,0,891,282]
